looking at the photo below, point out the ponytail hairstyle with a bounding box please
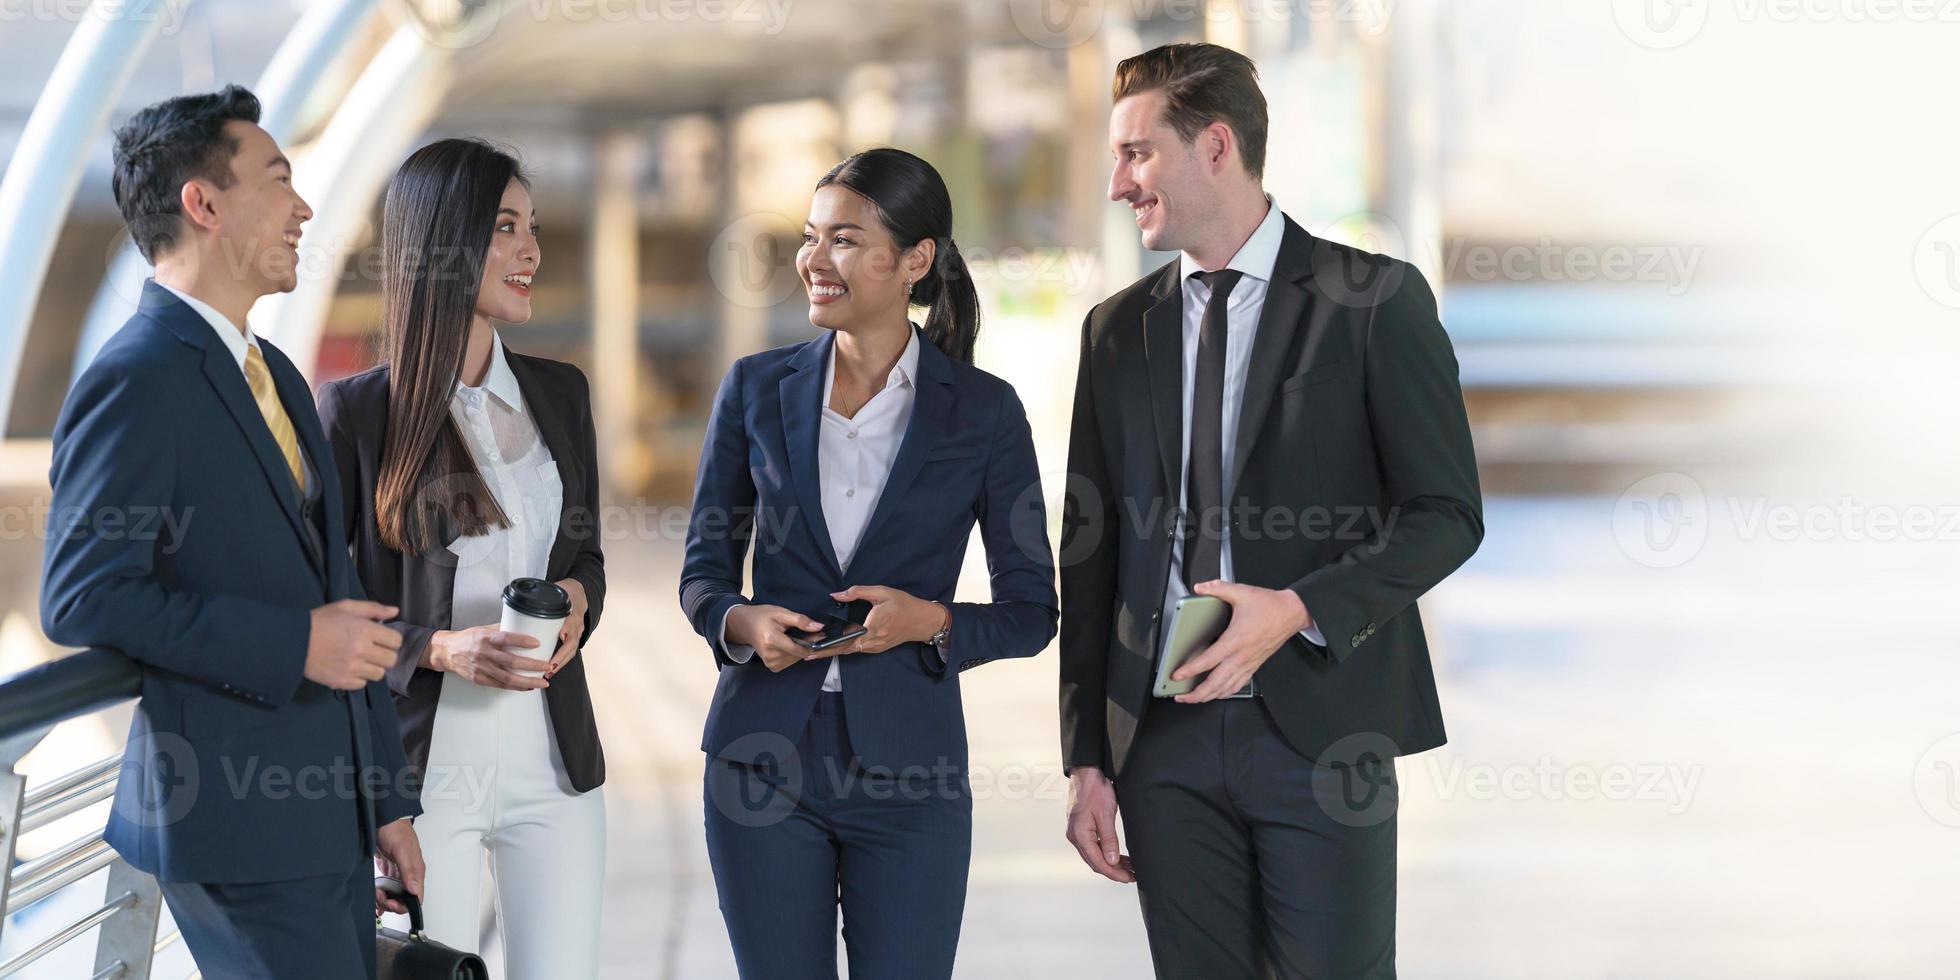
[373,138,525,554]
[815,148,979,363]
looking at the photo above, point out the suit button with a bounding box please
[1150,610,1160,623]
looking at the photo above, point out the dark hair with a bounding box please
[815,148,979,364]
[373,138,528,554]
[109,84,263,262]
[1112,43,1268,180]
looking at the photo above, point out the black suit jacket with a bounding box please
[1059,215,1483,777]
[316,350,608,793]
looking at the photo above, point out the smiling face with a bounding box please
[474,178,539,325]
[202,120,311,294]
[795,183,931,334]
[1107,89,1220,255]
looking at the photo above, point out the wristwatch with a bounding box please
[928,603,953,654]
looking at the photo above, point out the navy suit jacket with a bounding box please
[40,281,419,884]
[680,327,1058,775]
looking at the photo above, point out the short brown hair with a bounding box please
[1112,43,1268,180]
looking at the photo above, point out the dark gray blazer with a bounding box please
[316,350,608,793]
[1060,215,1484,777]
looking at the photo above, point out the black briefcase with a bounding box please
[375,876,489,980]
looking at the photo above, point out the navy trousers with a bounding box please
[159,853,375,979]
[705,692,972,979]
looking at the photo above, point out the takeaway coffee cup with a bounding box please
[499,578,570,678]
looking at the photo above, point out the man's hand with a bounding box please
[545,578,589,679]
[429,626,550,691]
[724,604,826,672]
[1171,580,1312,703]
[373,818,424,916]
[1065,767,1134,883]
[305,600,401,691]
[828,586,941,655]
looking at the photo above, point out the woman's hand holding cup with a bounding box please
[429,626,550,691]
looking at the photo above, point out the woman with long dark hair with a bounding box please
[317,138,606,975]
[679,147,1057,978]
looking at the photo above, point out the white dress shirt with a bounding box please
[157,281,316,490]
[445,333,564,633]
[1159,200,1327,659]
[721,329,922,690]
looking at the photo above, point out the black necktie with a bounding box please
[1184,268,1242,589]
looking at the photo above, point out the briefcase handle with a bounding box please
[375,874,427,937]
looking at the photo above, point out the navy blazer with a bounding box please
[40,281,419,884]
[680,326,1058,775]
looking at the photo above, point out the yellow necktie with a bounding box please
[243,344,306,494]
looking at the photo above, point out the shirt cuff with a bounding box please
[717,607,757,664]
[1299,622,1327,648]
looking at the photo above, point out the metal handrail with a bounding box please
[0,647,141,744]
[0,890,135,978]
[1,646,157,978]
[19,756,120,834]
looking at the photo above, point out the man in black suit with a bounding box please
[41,86,423,978]
[1060,44,1483,978]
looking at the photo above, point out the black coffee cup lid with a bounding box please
[502,578,570,618]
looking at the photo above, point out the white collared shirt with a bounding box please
[445,333,564,634]
[1160,201,1328,656]
[721,329,922,690]
[156,281,315,490]
[159,281,256,372]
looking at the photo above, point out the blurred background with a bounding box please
[2,0,1958,976]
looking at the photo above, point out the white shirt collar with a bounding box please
[456,332,525,414]
[157,281,257,370]
[821,327,921,408]
[1179,195,1285,286]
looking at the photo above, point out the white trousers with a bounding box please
[393,672,606,978]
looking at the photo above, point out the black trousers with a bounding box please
[1116,698,1399,980]
[705,692,972,980]
[159,853,376,980]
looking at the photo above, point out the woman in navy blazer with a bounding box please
[679,148,1057,979]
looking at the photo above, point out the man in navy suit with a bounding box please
[40,86,424,979]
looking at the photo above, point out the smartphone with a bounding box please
[1151,595,1231,697]
[788,615,867,651]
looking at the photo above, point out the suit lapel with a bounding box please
[1142,266,1186,510]
[854,326,952,559]
[262,343,333,585]
[780,333,845,579]
[506,351,581,576]
[1230,218,1320,495]
[183,320,318,576]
